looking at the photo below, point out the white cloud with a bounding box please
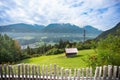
[0,0,120,30]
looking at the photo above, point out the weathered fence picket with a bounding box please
[82,68,84,80]
[90,68,92,80]
[0,64,120,80]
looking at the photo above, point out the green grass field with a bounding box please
[19,49,95,69]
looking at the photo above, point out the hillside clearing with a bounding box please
[19,49,95,69]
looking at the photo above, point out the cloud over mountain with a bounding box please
[0,0,120,30]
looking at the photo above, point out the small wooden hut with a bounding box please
[65,48,78,57]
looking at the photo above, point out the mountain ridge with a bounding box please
[0,23,102,36]
[96,22,120,39]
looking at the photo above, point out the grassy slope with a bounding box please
[19,49,95,69]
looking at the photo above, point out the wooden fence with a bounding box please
[0,64,120,80]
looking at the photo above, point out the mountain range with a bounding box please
[0,23,45,33]
[0,23,102,35]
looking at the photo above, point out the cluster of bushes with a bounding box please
[86,35,120,69]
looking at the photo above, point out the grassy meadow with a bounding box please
[19,49,95,69]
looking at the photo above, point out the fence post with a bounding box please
[18,64,21,80]
[118,66,120,80]
[102,65,107,80]
[98,66,102,80]
[90,68,92,80]
[3,64,7,80]
[94,67,99,80]
[65,69,68,80]
[32,65,35,80]
[57,66,60,80]
[37,65,41,80]
[54,64,57,79]
[69,69,72,80]
[22,64,24,80]
[113,66,117,80]
[50,64,52,80]
[108,65,112,80]
[0,65,3,80]
[73,69,77,80]
[45,65,48,80]
[8,65,11,80]
[13,65,16,78]
[77,69,80,80]
[82,68,84,80]
[35,65,38,80]
[10,65,14,80]
[28,64,31,80]
[86,68,89,80]
[42,65,44,80]
[25,64,27,80]
[61,67,64,80]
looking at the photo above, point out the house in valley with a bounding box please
[65,48,78,57]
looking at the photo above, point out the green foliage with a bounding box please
[46,48,64,55]
[97,35,120,66]
[0,34,22,63]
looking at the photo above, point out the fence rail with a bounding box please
[0,64,120,80]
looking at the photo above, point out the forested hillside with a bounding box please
[97,22,120,39]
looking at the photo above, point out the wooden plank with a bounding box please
[82,68,84,80]
[18,64,21,80]
[113,66,117,80]
[28,65,31,80]
[69,69,72,80]
[77,69,80,80]
[61,67,64,80]
[32,65,35,80]
[45,65,48,80]
[22,64,24,80]
[65,69,68,80]
[10,65,14,80]
[94,67,99,80]
[13,65,16,79]
[50,64,52,80]
[73,69,77,80]
[108,65,112,80]
[35,65,38,80]
[118,66,120,80]
[86,68,89,80]
[42,65,45,80]
[102,66,107,80]
[98,66,102,80]
[8,65,11,80]
[57,66,60,80]
[54,64,57,79]
[37,65,41,80]
[3,64,7,80]
[90,68,92,80]
[0,65,3,80]
[25,64,28,80]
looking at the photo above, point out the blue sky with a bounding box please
[0,0,120,30]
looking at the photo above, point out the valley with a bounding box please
[0,32,98,49]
